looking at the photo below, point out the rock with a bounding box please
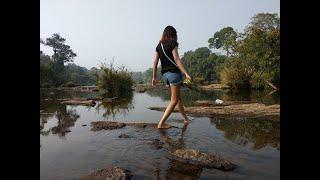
[194,100,254,107]
[62,129,71,133]
[199,84,230,90]
[79,166,132,180]
[91,121,126,131]
[86,97,103,101]
[82,124,87,127]
[168,149,236,171]
[61,100,96,106]
[118,134,130,138]
[150,139,164,150]
[103,97,119,103]
[149,103,280,121]
[134,86,147,93]
[56,98,72,101]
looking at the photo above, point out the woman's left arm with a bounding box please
[152,52,160,86]
[172,47,191,79]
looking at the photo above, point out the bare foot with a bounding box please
[157,123,171,129]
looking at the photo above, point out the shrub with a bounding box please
[66,81,76,87]
[97,62,133,97]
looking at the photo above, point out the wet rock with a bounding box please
[62,129,71,133]
[150,139,164,150]
[134,86,147,93]
[91,121,126,131]
[79,166,132,180]
[86,97,103,101]
[149,103,280,121]
[61,100,96,106]
[194,100,253,107]
[199,83,230,90]
[168,149,236,171]
[166,159,203,179]
[103,97,119,103]
[118,134,130,138]
[56,98,72,101]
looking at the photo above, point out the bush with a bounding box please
[66,81,76,87]
[97,62,133,97]
[219,58,251,89]
[194,77,205,85]
[41,82,52,88]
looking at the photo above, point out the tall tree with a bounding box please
[44,33,76,63]
[208,27,237,57]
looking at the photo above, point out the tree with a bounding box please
[42,33,77,86]
[44,33,76,63]
[208,27,237,57]
[219,13,280,89]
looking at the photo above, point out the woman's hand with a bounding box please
[185,73,191,80]
[152,78,157,87]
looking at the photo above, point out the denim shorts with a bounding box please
[163,72,183,87]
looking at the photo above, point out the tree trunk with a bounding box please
[265,79,278,90]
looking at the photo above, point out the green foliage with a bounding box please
[43,33,76,63]
[208,27,237,56]
[97,62,133,97]
[182,47,227,83]
[212,13,280,89]
[40,34,97,87]
[65,81,76,87]
[142,67,162,84]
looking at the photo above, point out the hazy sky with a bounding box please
[40,0,279,72]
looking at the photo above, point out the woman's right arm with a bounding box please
[152,52,160,86]
[172,47,191,79]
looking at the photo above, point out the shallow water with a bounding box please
[40,88,280,179]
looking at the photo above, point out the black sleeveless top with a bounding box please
[155,39,181,75]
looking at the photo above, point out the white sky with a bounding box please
[40,0,279,72]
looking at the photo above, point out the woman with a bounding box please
[152,25,191,129]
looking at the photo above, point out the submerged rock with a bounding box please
[118,134,131,138]
[61,99,96,106]
[168,149,236,171]
[91,121,126,131]
[79,166,132,180]
[150,139,165,150]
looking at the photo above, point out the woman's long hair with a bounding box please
[160,25,177,42]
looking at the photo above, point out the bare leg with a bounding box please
[157,85,180,129]
[177,99,190,124]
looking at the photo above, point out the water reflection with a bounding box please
[157,125,203,180]
[95,93,134,119]
[210,117,280,150]
[40,104,80,137]
[146,88,221,106]
[146,88,279,106]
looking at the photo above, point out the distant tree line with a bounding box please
[40,34,97,88]
[133,13,280,90]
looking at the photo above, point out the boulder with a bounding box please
[168,149,236,171]
[91,121,126,131]
[79,166,132,180]
[118,134,131,138]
